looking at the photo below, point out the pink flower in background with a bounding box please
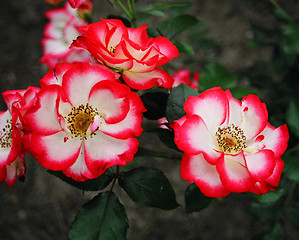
[24,63,145,181]
[45,0,64,6]
[173,87,289,197]
[72,19,179,90]
[0,86,40,186]
[172,69,200,90]
[68,0,92,8]
[41,2,90,69]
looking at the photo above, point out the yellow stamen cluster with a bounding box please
[109,45,116,56]
[216,124,246,154]
[66,103,99,140]
[0,119,13,149]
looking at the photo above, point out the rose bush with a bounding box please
[173,87,289,197]
[41,2,90,68]
[72,18,179,90]
[23,62,145,181]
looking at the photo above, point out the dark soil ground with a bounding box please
[1,0,299,239]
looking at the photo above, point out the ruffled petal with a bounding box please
[174,114,219,164]
[149,36,180,66]
[40,63,73,87]
[245,149,276,181]
[122,68,174,90]
[63,144,100,181]
[225,89,242,126]
[256,123,289,158]
[5,155,25,187]
[62,63,119,107]
[217,153,254,192]
[88,81,130,124]
[181,153,230,198]
[265,157,284,188]
[184,87,228,134]
[99,90,145,139]
[240,94,268,140]
[30,131,81,171]
[23,85,62,135]
[84,132,138,174]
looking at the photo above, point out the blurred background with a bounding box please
[1,0,299,239]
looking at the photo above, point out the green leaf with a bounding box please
[118,167,179,210]
[185,183,211,214]
[283,155,299,183]
[160,14,200,39]
[48,168,114,191]
[229,87,258,100]
[283,23,299,54]
[273,8,292,23]
[199,62,237,91]
[137,2,190,19]
[150,128,181,151]
[286,202,299,229]
[166,84,198,123]
[251,189,284,204]
[69,192,128,240]
[252,222,283,240]
[286,100,299,138]
[173,40,194,55]
[140,91,168,120]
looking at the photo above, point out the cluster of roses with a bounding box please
[0,1,289,198]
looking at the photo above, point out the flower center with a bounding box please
[216,124,246,154]
[109,45,117,56]
[66,103,99,140]
[0,119,13,149]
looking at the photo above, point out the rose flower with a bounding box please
[23,62,145,181]
[173,87,289,197]
[72,19,179,90]
[41,2,90,69]
[0,86,40,186]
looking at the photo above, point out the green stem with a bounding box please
[268,0,282,10]
[137,147,182,160]
[127,0,137,27]
[115,0,132,20]
[109,165,120,192]
[286,144,299,154]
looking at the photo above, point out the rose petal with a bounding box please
[257,123,289,158]
[30,131,81,171]
[88,81,130,124]
[181,153,230,198]
[217,153,254,192]
[240,94,268,140]
[62,63,119,107]
[63,144,99,181]
[23,85,62,135]
[184,87,228,134]
[245,149,276,181]
[100,90,145,139]
[85,132,138,174]
[122,68,174,90]
[174,114,220,164]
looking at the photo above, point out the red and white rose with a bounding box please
[173,87,289,197]
[0,86,40,186]
[172,69,200,90]
[72,19,179,90]
[24,62,145,181]
[41,2,90,69]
